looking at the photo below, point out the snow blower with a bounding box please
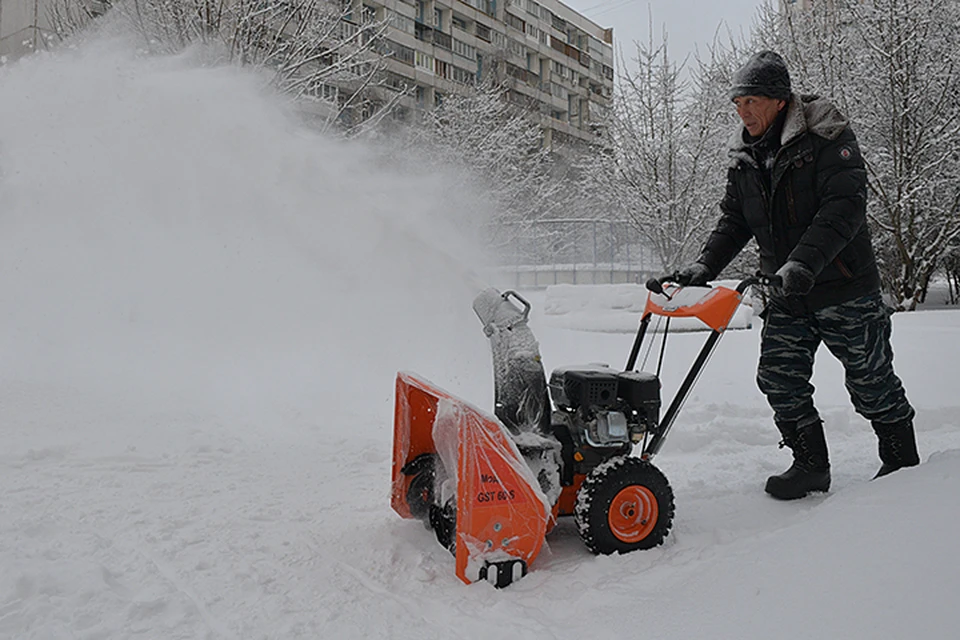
[391,274,780,587]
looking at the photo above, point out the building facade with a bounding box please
[1,0,614,147]
[363,0,614,146]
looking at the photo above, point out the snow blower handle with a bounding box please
[645,273,681,299]
[647,272,782,297]
[736,272,783,293]
[501,290,531,325]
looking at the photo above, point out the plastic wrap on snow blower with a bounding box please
[471,288,552,438]
[392,372,550,586]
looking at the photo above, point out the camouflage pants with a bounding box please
[757,293,915,427]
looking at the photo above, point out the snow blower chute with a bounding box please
[391,274,780,587]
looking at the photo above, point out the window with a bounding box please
[476,22,492,42]
[452,65,476,85]
[453,38,477,60]
[307,82,338,103]
[388,11,415,35]
[504,12,525,32]
[383,72,410,92]
[452,14,468,31]
[384,40,415,65]
[415,50,434,73]
[434,30,452,49]
[463,0,493,15]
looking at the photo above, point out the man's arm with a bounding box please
[696,166,754,277]
[786,128,868,276]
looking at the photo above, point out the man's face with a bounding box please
[733,95,787,137]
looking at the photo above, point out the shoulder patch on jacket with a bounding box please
[839,146,853,160]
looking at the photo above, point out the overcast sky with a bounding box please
[561,0,768,65]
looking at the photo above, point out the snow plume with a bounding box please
[0,38,494,423]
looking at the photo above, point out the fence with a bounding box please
[484,218,657,289]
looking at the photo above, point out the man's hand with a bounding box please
[675,262,712,287]
[776,261,816,296]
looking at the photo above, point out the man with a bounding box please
[676,51,919,499]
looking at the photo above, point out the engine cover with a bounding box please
[549,365,619,410]
[617,370,661,425]
[550,366,661,424]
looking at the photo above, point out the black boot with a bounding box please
[873,420,920,478]
[765,420,831,500]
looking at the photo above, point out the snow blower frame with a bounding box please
[391,274,780,588]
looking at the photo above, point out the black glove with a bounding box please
[675,262,712,286]
[776,260,816,296]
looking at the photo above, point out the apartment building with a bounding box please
[1,0,614,146]
[364,0,614,147]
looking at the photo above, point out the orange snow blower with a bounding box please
[391,274,779,587]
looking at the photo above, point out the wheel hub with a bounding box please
[608,485,658,543]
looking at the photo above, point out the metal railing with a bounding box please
[486,218,656,289]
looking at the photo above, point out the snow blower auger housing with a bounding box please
[392,274,779,587]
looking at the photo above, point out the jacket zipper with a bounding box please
[785,178,798,224]
[834,257,853,278]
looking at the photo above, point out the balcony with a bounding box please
[434,30,452,50]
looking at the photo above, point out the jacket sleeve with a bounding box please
[787,127,868,275]
[697,165,754,277]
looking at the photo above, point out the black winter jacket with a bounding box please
[697,94,881,311]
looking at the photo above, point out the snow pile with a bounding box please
[542,282,755,332]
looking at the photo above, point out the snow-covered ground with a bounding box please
[2,38,958,640]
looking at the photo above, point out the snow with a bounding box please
[2,38,959,640]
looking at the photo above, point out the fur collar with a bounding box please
[728,93,849,154]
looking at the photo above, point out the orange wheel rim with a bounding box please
[608,486,658,543]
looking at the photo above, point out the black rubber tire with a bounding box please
[404,457,437,524]
[429,500,457,555]
[406,469,435,523]
[574,456,674,555]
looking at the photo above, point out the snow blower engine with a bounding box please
[391,274,778,588]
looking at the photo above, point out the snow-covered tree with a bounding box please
[754,0,960,309]
[47,0,399,134]
[394,80,570,260]
[942,245,960,306]
[848,0,960,309]
[580,31,740,273]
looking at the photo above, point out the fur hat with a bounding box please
[729,51,791,101]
